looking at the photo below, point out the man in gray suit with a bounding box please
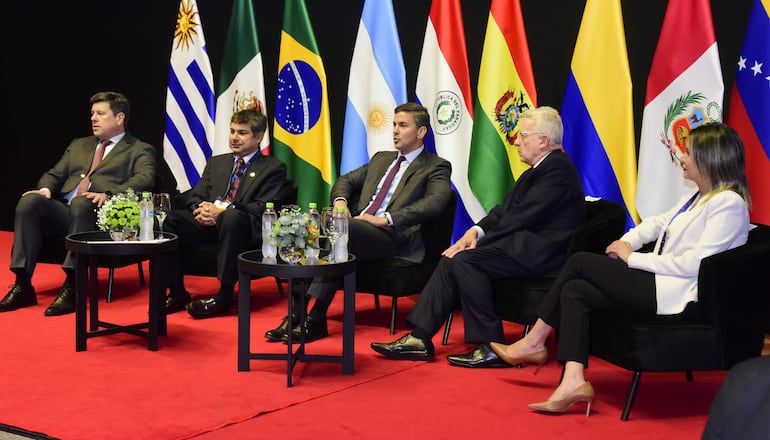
[162,108,289,319]
[0,91,157,316]
[264,102,453,343]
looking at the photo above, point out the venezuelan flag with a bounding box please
[272,0,336,208]
[727,0,770,224]
[561,0,638,230]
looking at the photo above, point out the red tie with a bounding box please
[225,158,246,202]
[364,155,405,215]
[77,139,110,195]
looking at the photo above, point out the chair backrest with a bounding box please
[697,222,770,368]
[420,191,458,272]
[570,198,627,254]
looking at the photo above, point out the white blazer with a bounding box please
[621,190,749,315]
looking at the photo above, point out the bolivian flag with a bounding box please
[272,0,336,208]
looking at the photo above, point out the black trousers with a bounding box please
[307,218,395,302]
[163,208,255,287]
[11,193,97,274]
[537,251,656,367]
[406,245,534,344]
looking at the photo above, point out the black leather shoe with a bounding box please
[265,314,300,342]
[447,343,512,368]
[164,291,191,314]
[44,286,75,316]
[371,333,434,361]
[290,315,328,343]
[186,296,231,319]
[0,285,37,312]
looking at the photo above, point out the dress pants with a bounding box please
[407,245,533,344]
[536,251,656,367]
[11,194,97,274]
[163,208,254,287]
[307,218,396,301]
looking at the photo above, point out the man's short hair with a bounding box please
[231,108,268,134]
[395,102,430,131]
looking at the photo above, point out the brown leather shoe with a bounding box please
[0,285,37,312]
[44,286,75,316]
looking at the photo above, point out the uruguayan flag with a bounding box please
[163,0,216,192]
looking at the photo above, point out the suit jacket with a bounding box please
[332,149,452,263]
[38,132,156,197]
[622,189,749,314]
[476,150,585,276]
[182,152,288,236]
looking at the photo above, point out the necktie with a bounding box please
[225,158,246,202]
[364,155,405,215]
[76,139,110,195]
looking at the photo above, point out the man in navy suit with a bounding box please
[371,106,586,367]
[162,108,289,319]
[263,102,453,343]
[0,91,157,316]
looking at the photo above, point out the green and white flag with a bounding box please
[214,0,270,155]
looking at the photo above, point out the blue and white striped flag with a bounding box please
[340,0,407,174]
[163,0,216,192]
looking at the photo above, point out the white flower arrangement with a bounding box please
[271,205,320,250]
[96,189,140,232]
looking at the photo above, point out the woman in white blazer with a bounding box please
[488,122,751,416]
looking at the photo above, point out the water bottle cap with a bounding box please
[142,191,151,198]
[336,206,345,213]
[309,202,317,209]
[266,202,274,209]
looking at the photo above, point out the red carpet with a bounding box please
[0,231,721,439]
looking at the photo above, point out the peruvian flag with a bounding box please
[635,0,723,219]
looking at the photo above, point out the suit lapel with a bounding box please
[232,156,261,201]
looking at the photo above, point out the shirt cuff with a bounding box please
[384,212,393,226]
[472,225,485,239]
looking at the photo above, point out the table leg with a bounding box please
[89,258,99,331]
[147,256,162,351]
[237,271,252,372]
[342,271,355,375]
[286,277,295,387]
[75,254,88,351]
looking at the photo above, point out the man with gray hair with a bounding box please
[371,106,585,367]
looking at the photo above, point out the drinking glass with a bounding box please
[153,192,171,239]
[321,207,340,262]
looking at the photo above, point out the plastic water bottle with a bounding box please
[307,202,321,250]
[138,191,154,241]
[262,202,278,259]
[333,206,349,262]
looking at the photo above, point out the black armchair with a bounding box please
[355,191,457,334]
[442,198,627,344]
[589,223,770,421]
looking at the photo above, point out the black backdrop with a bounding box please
[2,0,752,231]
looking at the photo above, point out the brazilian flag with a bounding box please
[272,0,336,209]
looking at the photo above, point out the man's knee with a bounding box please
[69,196,97,218]
[15,193,48,217]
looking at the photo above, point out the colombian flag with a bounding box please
[727,0,770,225]
[272,0,336,208]
[561,0,638,230]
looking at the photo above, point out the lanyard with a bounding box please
[658,193,699,255]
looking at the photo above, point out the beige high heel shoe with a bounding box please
[527,382,595,417]
[489,341,548,374]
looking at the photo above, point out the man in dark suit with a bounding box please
[0,91,156,316]
[162,108,288,319]
[263,102,453,342]
[371,106,585,367]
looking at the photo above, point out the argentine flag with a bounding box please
[162,0,216,192]
[340,0,407,175]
